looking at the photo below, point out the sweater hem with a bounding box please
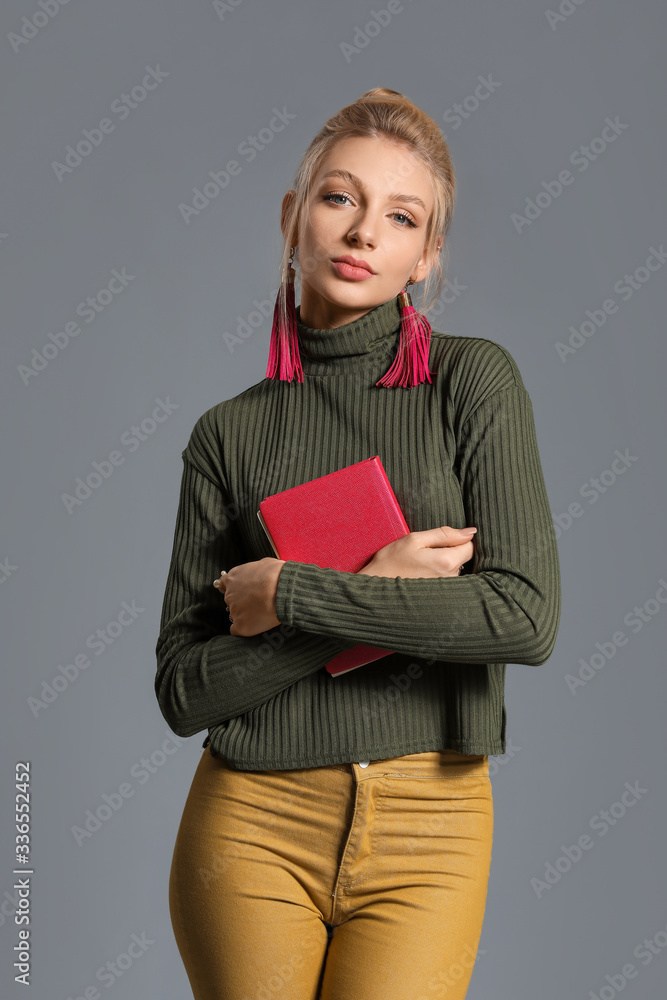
[206,734,507,771]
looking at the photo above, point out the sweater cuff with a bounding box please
[275,559,353,627]
[275,559,299,625]
[276,561,302,625]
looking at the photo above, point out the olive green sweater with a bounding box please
[155,295,561,770]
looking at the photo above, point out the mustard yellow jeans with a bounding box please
[169,746,494,1000]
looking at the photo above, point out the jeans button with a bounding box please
[358,761,369,768]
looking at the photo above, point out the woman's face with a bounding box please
[283,134,438,330]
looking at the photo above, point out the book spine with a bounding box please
[256,508,280,559]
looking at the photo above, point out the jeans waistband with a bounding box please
[324,749,489,779]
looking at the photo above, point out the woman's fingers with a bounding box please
[457,539,475,567]
[418,525,477,547]
[421,535,475,576]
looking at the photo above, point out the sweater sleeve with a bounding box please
[154,452,358,738]
[274,379,561,667]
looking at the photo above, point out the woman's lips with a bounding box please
[331,260,375,281]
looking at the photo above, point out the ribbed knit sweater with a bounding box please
[155,295,561,770]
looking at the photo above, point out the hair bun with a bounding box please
[358,87,406,101]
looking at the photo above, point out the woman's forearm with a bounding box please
[154,456,358,738]
[275,383,561,667]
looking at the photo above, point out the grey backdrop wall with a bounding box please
[2,1,666,997]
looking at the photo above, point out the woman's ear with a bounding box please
[280,189,297,240]
[412,240,442,283]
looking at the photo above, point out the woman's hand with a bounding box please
[213,557,286,637]
[357,525,477,579]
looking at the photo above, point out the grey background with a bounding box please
[2,0,666,997]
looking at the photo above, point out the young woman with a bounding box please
[156,88,561,1000]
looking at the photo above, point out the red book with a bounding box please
[257,456,410,676]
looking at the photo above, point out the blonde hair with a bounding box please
[277,87,455,331]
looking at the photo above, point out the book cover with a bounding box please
[256,456,409,676]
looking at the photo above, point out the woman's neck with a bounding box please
[294,295,403,377]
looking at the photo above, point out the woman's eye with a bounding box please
[323,192,351,205]
[323,192,417,228]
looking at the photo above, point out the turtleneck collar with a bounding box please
[294,295,402,377]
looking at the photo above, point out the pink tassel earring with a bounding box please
[265,246,304,383]
[376,277,435,388]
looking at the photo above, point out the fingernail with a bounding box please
[462,527,477,534]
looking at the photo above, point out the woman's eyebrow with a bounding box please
[320,168,427,211]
